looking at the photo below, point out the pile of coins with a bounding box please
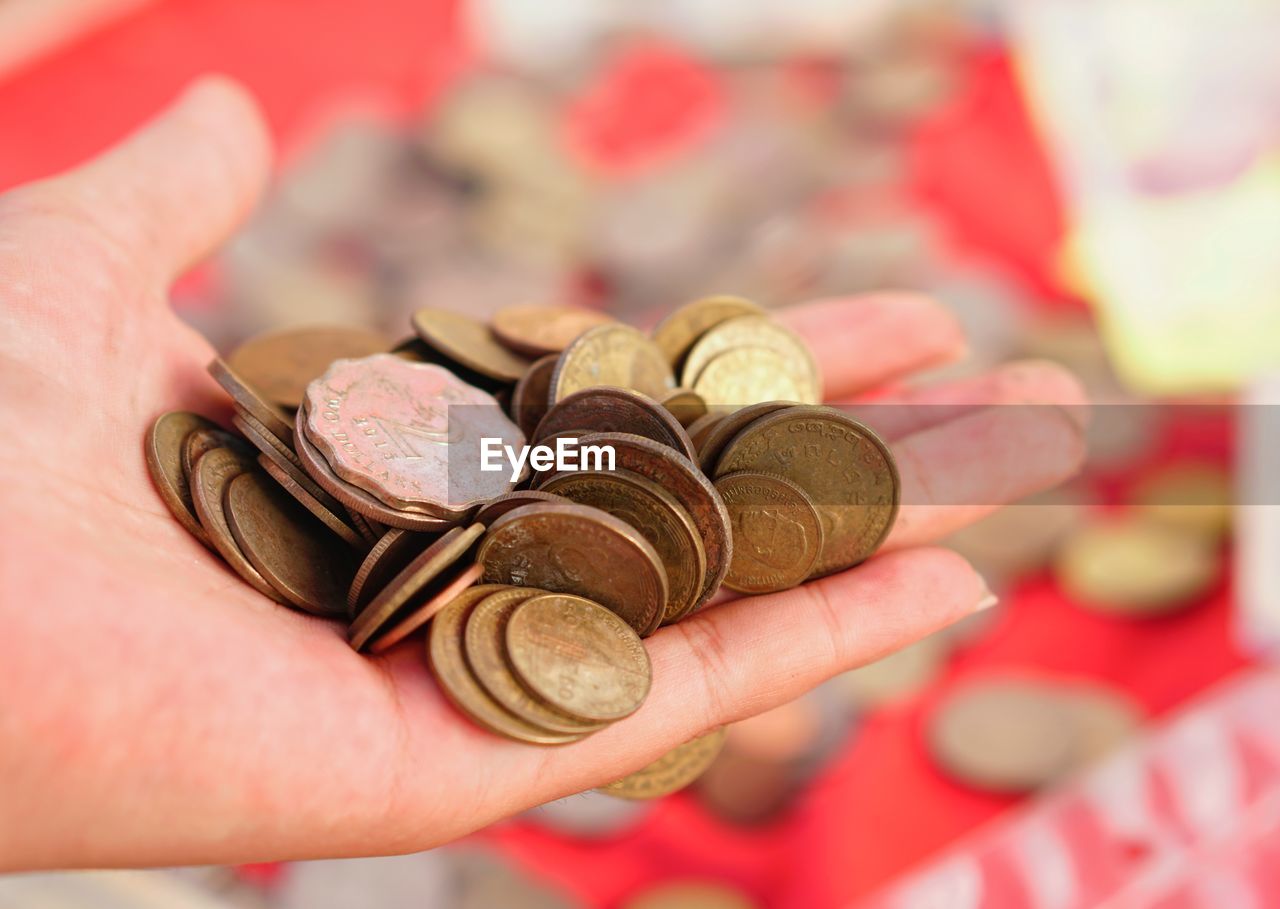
[146,296,900,784]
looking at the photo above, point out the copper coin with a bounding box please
[390,335,510,396]
[478,501,668,636]
[349,523,485,651]
[189,447,287,604]
[463,587,606,734]
[684,412,728,454]
[658,388,708,428]
[208,357,295,444]
[510,354,557,438]
[428,586,586,745]
[714,407,899,577]
[599,728,727,800]
[181,425,250,480]
[304,354,523,516]
[231,408,303,472]
[344,507,384,547]
[226,325,389,409]
[145,411,220,546]
[472,490,566,526]
[348,528,437,616]
[490,303,616,358]
[225,471,355,618]
[256,453,365,550]
[649,294,763,367]
[411,308,531,382]
[505,593,652,722]
[533,387,697,463]
[547,432,732,611]
[715,472,823,594]
[542,470,706,628]
[549,324,675,403]
[368,561,483,654]
[696,401,796,475]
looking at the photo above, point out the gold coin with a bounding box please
[1131,463,1233,542]
[478,501,669,635]
[349,523,485,651]
[510,354,557,438]
[226,325,389,409]
[599,728,727,800]
[490,303,616,358]
[1054,516,1220,615]
[715,408,898,576]
[657,388,708,428]
[696,401,794,475]
[505,593,652,722]
[428,586,586,746]
[368,561,483,654]
[680,314,820,403]
[692,346,817,408]
[649,294,763,367]
[549,324,675,403]
[145,411,221,547]
[542,470,706,628]
[463,587,607,734]
[411,308,532,382]
[715,472,823,594]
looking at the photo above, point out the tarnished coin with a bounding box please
[715,472,823,594]
[549,324,675,403]
[511,354,557,438]
[506,593,652,722]
[557,433,732,611]
[680,315,820,404]
[650,294,764,367]
[697,401,795,475]
[349,523,485,651]
[368,561,483,654]
[189,447,287,604]
[599,728,727,800]
[490,303,616,358]
[1054,517,1220,615]
[428,586,586,745]
[658,388,708,428]
[464,587,606,734]
[293,401,456,533]
[478,502,668,635]
[391,335,510,395]
[208,357,295,444]
[473,490,566,526]
[693,346,817,408]
[232,409,302,472]
[715,408,898,577]
[345,510,384,547]
[534,387,697,463]
[542,470,706,628]
[225,471,355,618]
[927,677,1075,793]
[226,325,389,409]
[684,412,727,454]
[250,415,361,523]
[145,411,222,546]
[347,528,436,615]
[304,354,524,516]
[411,308,532,382]
[257,454,365,550]
[181,425,250,480]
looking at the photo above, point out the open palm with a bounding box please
[0,78,1087,870]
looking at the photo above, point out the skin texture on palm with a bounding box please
[0,78,1087,870]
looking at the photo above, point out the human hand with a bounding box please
[0,77,1087,870]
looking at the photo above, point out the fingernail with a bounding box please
[974,577,999,612]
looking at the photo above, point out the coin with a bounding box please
[428,586,587,745]
[649,294,764,367]
[684,412,727,454]
[208,357,295,444]
[231,408,303,472]
[1058,684,1142,766]
[304,354,523,516]
[349,523,485,651]
[1131,463,1233,542]
[345,510,384,547]
[411,308,532,382]
[472,490,566,526]
[549,324,675,403]
[463,587,606,734]
[347,529,437,616]
[681,315,820,403]
[696,401,794,475]
[831,634,950,709]
[257,453,365,550]
[505,593,652,722]
[542,470,706,628]
[145,411,221,546]
[510,354,557,438]
[1054,517,1220,615]
[189,446,287,604]
[622,882,758,909]
[657,388,708,428]
[490,303,616,358]
[599,728,727,800]
[368,561,483,654]
[478,502,668,635]
[225,471,355,617]
[225,325,389,409]
[715,472,823,594]
[693,346,817,408]
[715,408,898,577]
[927,677,1075,793]
[391,335,511,395]
[559,432,732,611]
[534,387,697,463]
[181,425,250,480]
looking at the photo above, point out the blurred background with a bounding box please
[2,0,1279,906]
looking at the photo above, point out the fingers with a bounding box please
[4,75,271,287]
[780,293,967,400]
